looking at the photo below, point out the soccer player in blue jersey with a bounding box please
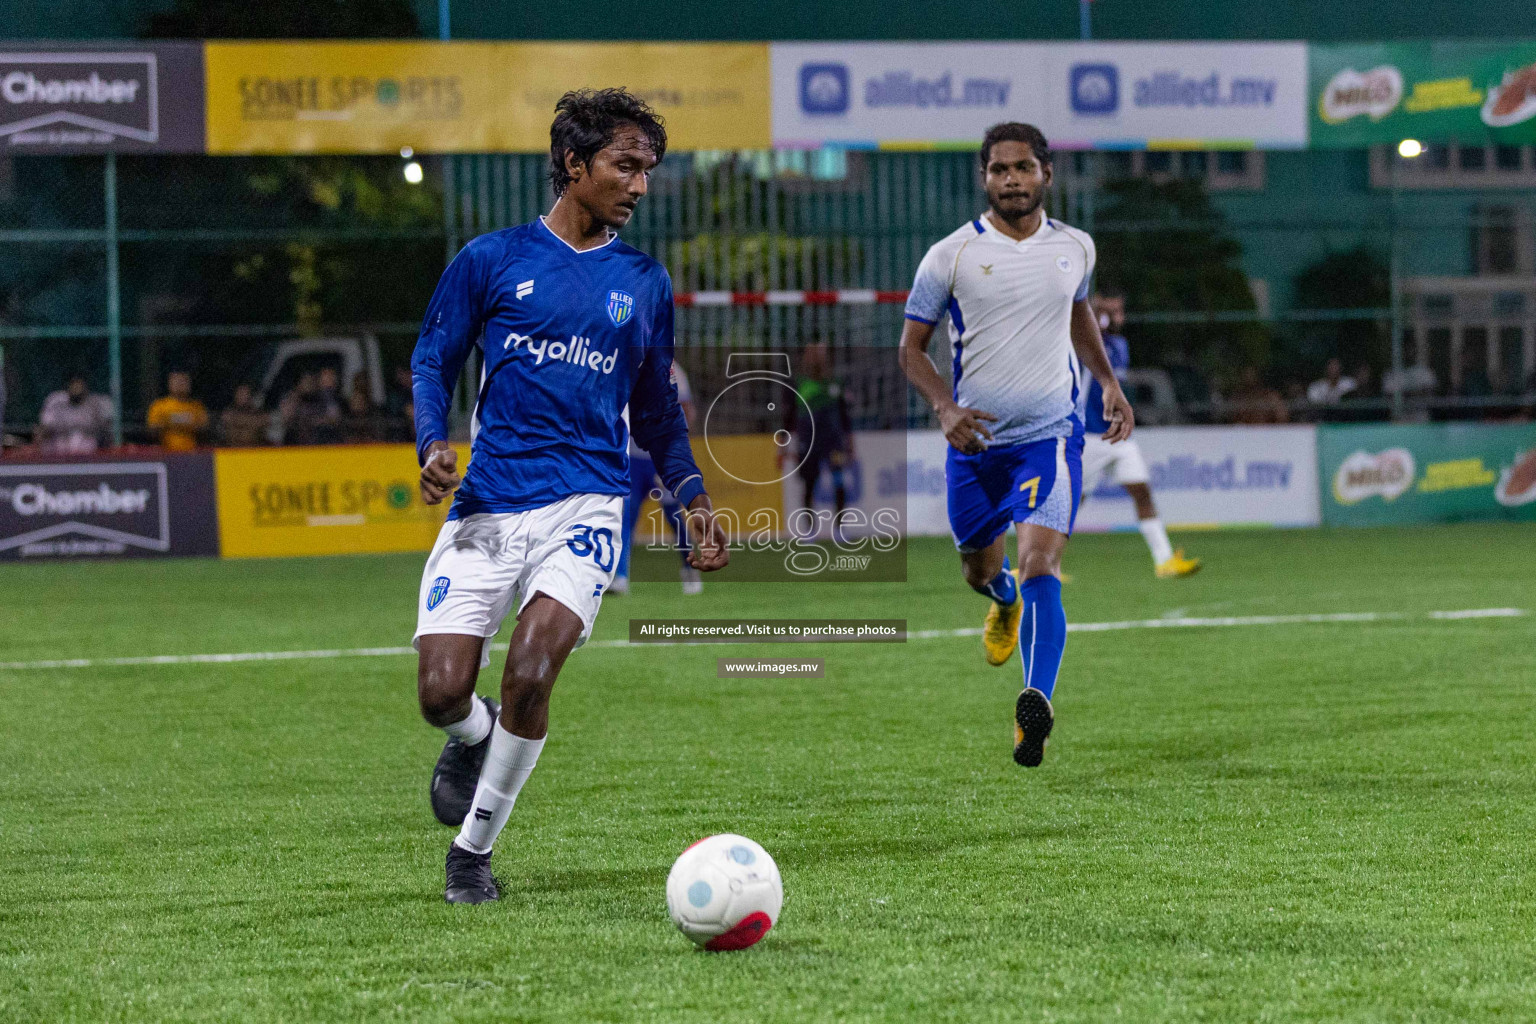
[410,89,729,903]
[1080,289,1199,578]
[898,123,1134,768]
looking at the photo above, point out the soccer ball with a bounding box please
[665,834,783,951]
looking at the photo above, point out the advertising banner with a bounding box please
[214,443,464,558]
[1318,423,1536,526]
[1075,425,1320,531]
[1043,42,1308,150]
[0,42,205,153]
[902,429,953,538]
[0,453,218,560]
[771,42,1050,149]
[901,426,1320,537]
[204,41,769,154]
[1311,40,1536,147]
[770,42,1308,150]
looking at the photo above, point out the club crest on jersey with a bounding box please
[607,290,635,327]
[427,576,451,611]
[1055,255,1073,274]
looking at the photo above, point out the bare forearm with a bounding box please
[901,351,953,411]
[898,320,952,412]
[1070,302,1118,391]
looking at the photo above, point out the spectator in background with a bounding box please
[386,364,414,419]
[219,383,270,447]
[1338,363,1378,422]
[1228,366,1290,425]
[342,378,386,443]
[1351,363,1374,399]
[1307,358,1357,407]
[279,372,316,444]
[37,374,113,453]
[281,371,341,445]
[1381,362,1436,397]
[385,364,415,442]
[1380,361,1437,424]
[315,367,345,444]
[402,395,415,440]
[146,370,209,451]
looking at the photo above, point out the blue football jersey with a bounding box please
[412,218,704,518]
[1083,332,1130,434]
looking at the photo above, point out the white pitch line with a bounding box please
[0,646,418,671]
[1071,610,1398,632]
[1427,607,1527,620]
[0,608,1523,673]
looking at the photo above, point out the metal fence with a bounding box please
[3,147,1535,446]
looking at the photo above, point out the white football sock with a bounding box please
[1139,517,1175,565]
[442,695,493,746]
[454,723,546,854]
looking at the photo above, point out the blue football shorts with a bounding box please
[946,431,1085,553]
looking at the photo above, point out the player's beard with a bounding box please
[987,188,1044,224]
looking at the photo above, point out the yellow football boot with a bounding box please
[1155,549,1202,579]
[982,570,1023,666]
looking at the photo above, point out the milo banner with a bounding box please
[1311,40,1536,147]
[0,42,205,153]
[1319,423,1536,527]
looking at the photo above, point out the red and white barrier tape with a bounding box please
[673,289,910,308]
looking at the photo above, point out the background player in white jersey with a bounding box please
[899,123,1134,768]
[411,90,728,903]
[1079,289,1200,578]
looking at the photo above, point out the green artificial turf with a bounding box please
[2,524,1534,1023]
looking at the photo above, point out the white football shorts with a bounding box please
[1081,435,1150,490]
[413,492,623,667]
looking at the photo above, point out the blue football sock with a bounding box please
[1019,575,1067,700]
[971,556,1018,605]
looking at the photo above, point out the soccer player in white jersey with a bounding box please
[899,123,1134,768]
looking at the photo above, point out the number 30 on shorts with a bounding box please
[567,524,616,573]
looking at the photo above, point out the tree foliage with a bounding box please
[1289,245,1391,375]
[146,0,418,38]
[1092,176,1270,384]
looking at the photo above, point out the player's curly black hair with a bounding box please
[979,122,1053,169]
[548,88,668,198]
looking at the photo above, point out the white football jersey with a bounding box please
[906,214,1094,447]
